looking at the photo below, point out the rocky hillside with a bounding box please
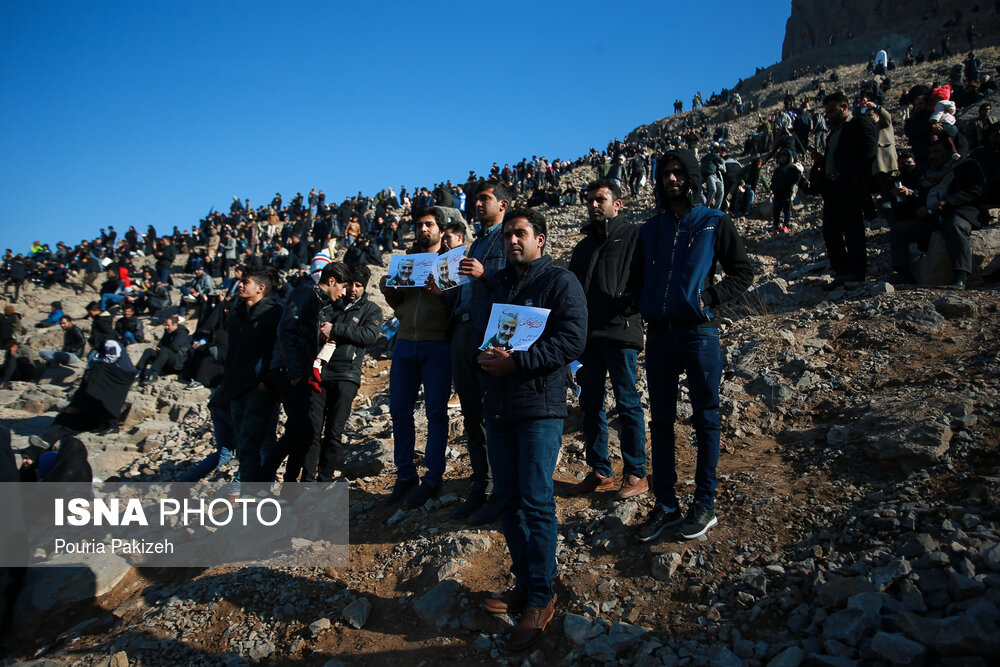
[2,37,1000,667]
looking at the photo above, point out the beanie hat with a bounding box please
[931,85,951,102]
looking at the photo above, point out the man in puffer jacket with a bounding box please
[630,149,754,543]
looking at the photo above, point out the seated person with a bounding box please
[136,314,192,384]
[85,301,114,355]
[53,339,137,433]
[34,301,64,328]
[889,138,988,290]
[180,260,214,304]
[113,303,145,345]
[39,315,86,365]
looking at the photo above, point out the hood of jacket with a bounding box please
[653,149,702,210]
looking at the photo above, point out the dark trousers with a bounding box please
[137,348,179,374]
[577,341,647,479]
[822,181,868,280]
[486,417,562,608]
[645,327,723,510]
[261,377,326,482]
[773,192,793,229]
[231,387,280,484]
[890,213,976,275]
[451,320,491,493]
[305,379,359,482]
[389,339,451,487]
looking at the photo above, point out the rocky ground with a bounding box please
[3,47,1000,667]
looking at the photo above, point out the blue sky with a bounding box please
[0,1,790,252]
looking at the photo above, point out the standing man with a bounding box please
[262,262,351,482]
[308,264,383,482]
[447,181,512,523]
[809,91,876,288]
[631,149,753,542]
[479,208,587,650]
[566,179,647,500]
[379,207,452,507]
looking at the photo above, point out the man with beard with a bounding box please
[436,257,458,289]
[889,138,988,290]
[387,258,416,286]
[482,310,517,351]
[567,179,647,500]
[630,149,753,542]
[478,207,587,650]
[379,207,451,507]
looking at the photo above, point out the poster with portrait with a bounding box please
[479,304,551,351]
[385,253,436,287]
[431,245,470,290]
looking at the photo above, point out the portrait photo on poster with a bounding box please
[434,245,470,290]
[385,253,437,287]
[479,304,551,351]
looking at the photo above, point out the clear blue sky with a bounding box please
[0,1,789,252]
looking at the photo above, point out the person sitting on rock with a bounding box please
[888,138,988,290]
[135,314,191,384]
[113,303,145,346]
[39,315,86,366]
[53,339,137,433]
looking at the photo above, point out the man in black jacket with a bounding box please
[478,208,587,651]
[85,301,114,356]
[809,91,876,287]
[566,180,647,500]
[136,314,191,384]
[889,138,988,290]
[39,316,86,365]
[306,264,382,482]
[113,304,145,346]
[261,262,350,483]
[217,268,283,485]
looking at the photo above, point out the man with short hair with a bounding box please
[379,207,452,507]
[39,316,86,365]
[631,149,753,542]
[308,264,383,482]
[442,220,467,250]
[447,181,513,524]
[479,207,587,650]
[809,91,876,287]
[136,314,192,384]
[567,179,647,500]
[262,262,350,482]
[113,304,145,345]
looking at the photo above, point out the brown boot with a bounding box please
[508,595,556,651]
[483,587,527,614]
[617,474,649,499]
[567,471,614,495]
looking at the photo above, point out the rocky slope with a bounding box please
[2,41,1000,667]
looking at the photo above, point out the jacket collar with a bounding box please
[581,212,627,239]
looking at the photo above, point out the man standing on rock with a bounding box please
[631,149,753,542]
[446,181,512,524]
[479,207,587,651]
[809,91,876,289]
[566,179,648,500]
[378,207,452,508]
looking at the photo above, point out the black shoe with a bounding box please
[405,480,441,507]
[450,491,487,520]
[635,504,684,542]
[383,477,419,507]
[468,499,501,526]
[888,271,916,286]
[946,271,968,291]
[678,501,718,539]
[821,275,848,291]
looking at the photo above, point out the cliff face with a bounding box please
[782,0,988,60]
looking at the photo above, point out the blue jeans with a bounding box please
[577,342,646,479]
[183,406,238,494]
[703,174,724,209]
[389,339,451,486]
[645,327,722,510]
[486,417,562,608]
[100,293,124,311]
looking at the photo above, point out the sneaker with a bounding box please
[383,477,419,507]
[946,271,968,291]
[635,504,684,542]
[468,498,501,526]
[405,480,441,507]
[779,225,791,234]
[567,470,615,495]
[678,501,718,539]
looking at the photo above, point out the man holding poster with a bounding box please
[477,207,587,650]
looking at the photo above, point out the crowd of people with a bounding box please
[2,34,999,649]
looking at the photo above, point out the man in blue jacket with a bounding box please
[632,149,753,542]
[478,207,587,651]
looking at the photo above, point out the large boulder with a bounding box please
[916,228,1000,286]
